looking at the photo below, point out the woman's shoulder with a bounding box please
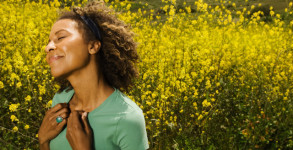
[113,89,143,115]
[107,89,146,128]
[51,88,74,107]
[113,90,149,149]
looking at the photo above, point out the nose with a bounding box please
[45,41,56,53]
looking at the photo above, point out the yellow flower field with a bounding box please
[0,0,293,149]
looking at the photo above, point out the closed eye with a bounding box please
[58,36,65,40]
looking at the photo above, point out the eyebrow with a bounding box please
[47,29,68,44]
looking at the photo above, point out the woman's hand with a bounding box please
[66,111,93,150]
[38,103,70,145]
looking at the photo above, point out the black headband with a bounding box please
[79,15,102,42]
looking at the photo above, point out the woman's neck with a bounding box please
[66,57,114,112]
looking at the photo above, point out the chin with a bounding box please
[50,68,68,79]
[51,73,62,79]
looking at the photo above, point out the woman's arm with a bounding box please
[39,142,50,150]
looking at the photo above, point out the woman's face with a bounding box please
[45,19,90,78]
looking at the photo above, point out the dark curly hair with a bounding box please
[55,0,139,93]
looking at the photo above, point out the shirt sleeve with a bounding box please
[115,110,149,150]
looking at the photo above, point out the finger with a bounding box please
[53,112,69,126]
[47,103,68,114]
[53,107,70,119]
[77,110,84,115]
[81,112,91,134]
[67,113,72,127]
[47,115,66,132]
[71,111,83,129]
[56,118,67,131]
[59,111,70,119]
[66,113,73,134]
[49,107,69,124]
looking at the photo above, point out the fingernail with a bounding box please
[82,112,88,118]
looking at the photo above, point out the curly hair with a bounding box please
[54,0,139,93]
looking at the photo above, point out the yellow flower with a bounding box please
[258,3,262,7]
[126,4,131,10]
[0,81,4,89]
[10,115,19,122]
[193,89,198,97]
[198,115,203,120]
[38,85,46,95]
[24,125,30,130]
[270,11,274,16]
[205,80,211,89]
[185,6,191,13]
[46,100,52,108]
[12,126,18,132]
[146,101,151,106]
[9,103,20,112]
[202,99,211,107]
[25,95,31,102]
[16,81,22,88]
[10,73,19,81]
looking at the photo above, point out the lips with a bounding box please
[48,55,64,64]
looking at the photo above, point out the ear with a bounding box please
[88,40,101,55]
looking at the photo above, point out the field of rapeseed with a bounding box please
[1,0,293,149]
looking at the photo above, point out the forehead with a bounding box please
[51,19,79,34]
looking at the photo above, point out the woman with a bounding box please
[38,1,149,149]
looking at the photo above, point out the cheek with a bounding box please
[65,52,89,67]
[61,44,90,75]
[64,43,89,64]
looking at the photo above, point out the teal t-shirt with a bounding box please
[49,88,149,150]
